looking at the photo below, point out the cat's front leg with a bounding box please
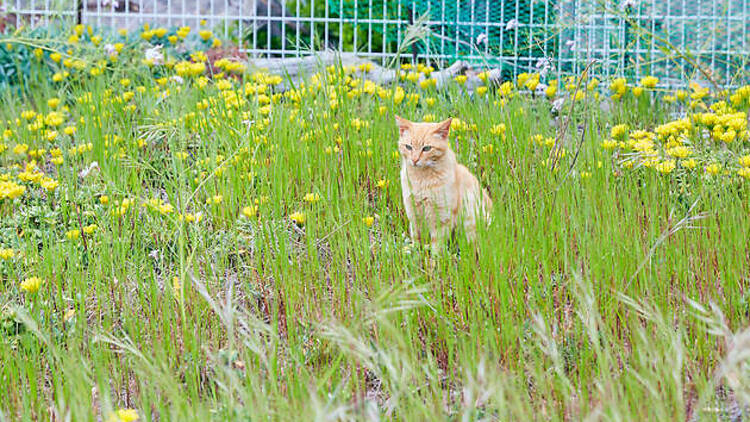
[429,212,452,254]
[403,194,421,243]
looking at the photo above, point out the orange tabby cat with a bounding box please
[395,116,492,250]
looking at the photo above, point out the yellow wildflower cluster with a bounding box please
[20,276,43,294]
[0,179,26,199]
[214,58,246,75]
[600,83,749,178]
[175,61,206,77]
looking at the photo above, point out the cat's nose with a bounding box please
[411,158,419,165]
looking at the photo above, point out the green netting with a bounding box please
[406,0,556,62]
[328,0,558,72]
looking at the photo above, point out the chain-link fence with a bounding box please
[4,0,749,87]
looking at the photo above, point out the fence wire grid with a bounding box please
[5,0,750,87]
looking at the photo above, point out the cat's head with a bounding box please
[395,116,453,168]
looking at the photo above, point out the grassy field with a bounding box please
[1,24,750,421]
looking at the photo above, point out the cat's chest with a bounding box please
[401,167,455,208]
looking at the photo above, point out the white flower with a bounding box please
[103,43,117,58]
[535,83,548,97]
[505,19,519,31]
[535,57,551,78]
[144,45,163,65]
[486,68,502,83]
[170,75,184,84]
[78,161,100,179]
[621,0,639,9]
[551,98,565,113]
[476,33,488,46]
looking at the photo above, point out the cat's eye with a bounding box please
[422,146,432,152]
[404,144,413,150]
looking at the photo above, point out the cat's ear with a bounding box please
[433,118,453,139]
[395,115,412,137]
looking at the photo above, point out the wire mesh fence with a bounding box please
[4,0,749,87]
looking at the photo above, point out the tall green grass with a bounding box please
[0,50,749,421]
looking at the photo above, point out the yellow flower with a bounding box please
[99,195,109,205]
[363,216,375,227]
[154,27,167,38]
[206,195,223,205]
[83,224,98,235]
[199,30,212,40]
[454,75,467,85]
[120,78,131,87]
[632,87,644,97]
[525,75,540,91]
[640,76,659,89]
[242,205,258,218]
[681,158,698,170]
[179,213,201,223]
[47,98,60,109]
[13,143,29,155]
[107,408,139,422]
[289,211,306,225]
[419,78,436,89]
[610,124,628,139]
[118,28,128,36]
[655,160,676,174]
[665,146,691,158]
[375,179,389,189]
[392,87,405,105]
[690,82,710,100]
[0,248,15,260]
[20,276,43,294]
[216,79,232,90]
[66,229,80,240]
[739,155,750,167]
[304,192,321,203]
[476,86,488,96]
[40,178,59,192]
[498,81,513,97]
[517,73,530,88]
[609,77,627,97]
[739,167,750,180]
[490,123,506,136]
[705,163,721,175]
[600,139,618,150]
[545,84,557,98]
[0,180,26,199]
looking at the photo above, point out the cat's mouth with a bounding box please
[410,160,433,168]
